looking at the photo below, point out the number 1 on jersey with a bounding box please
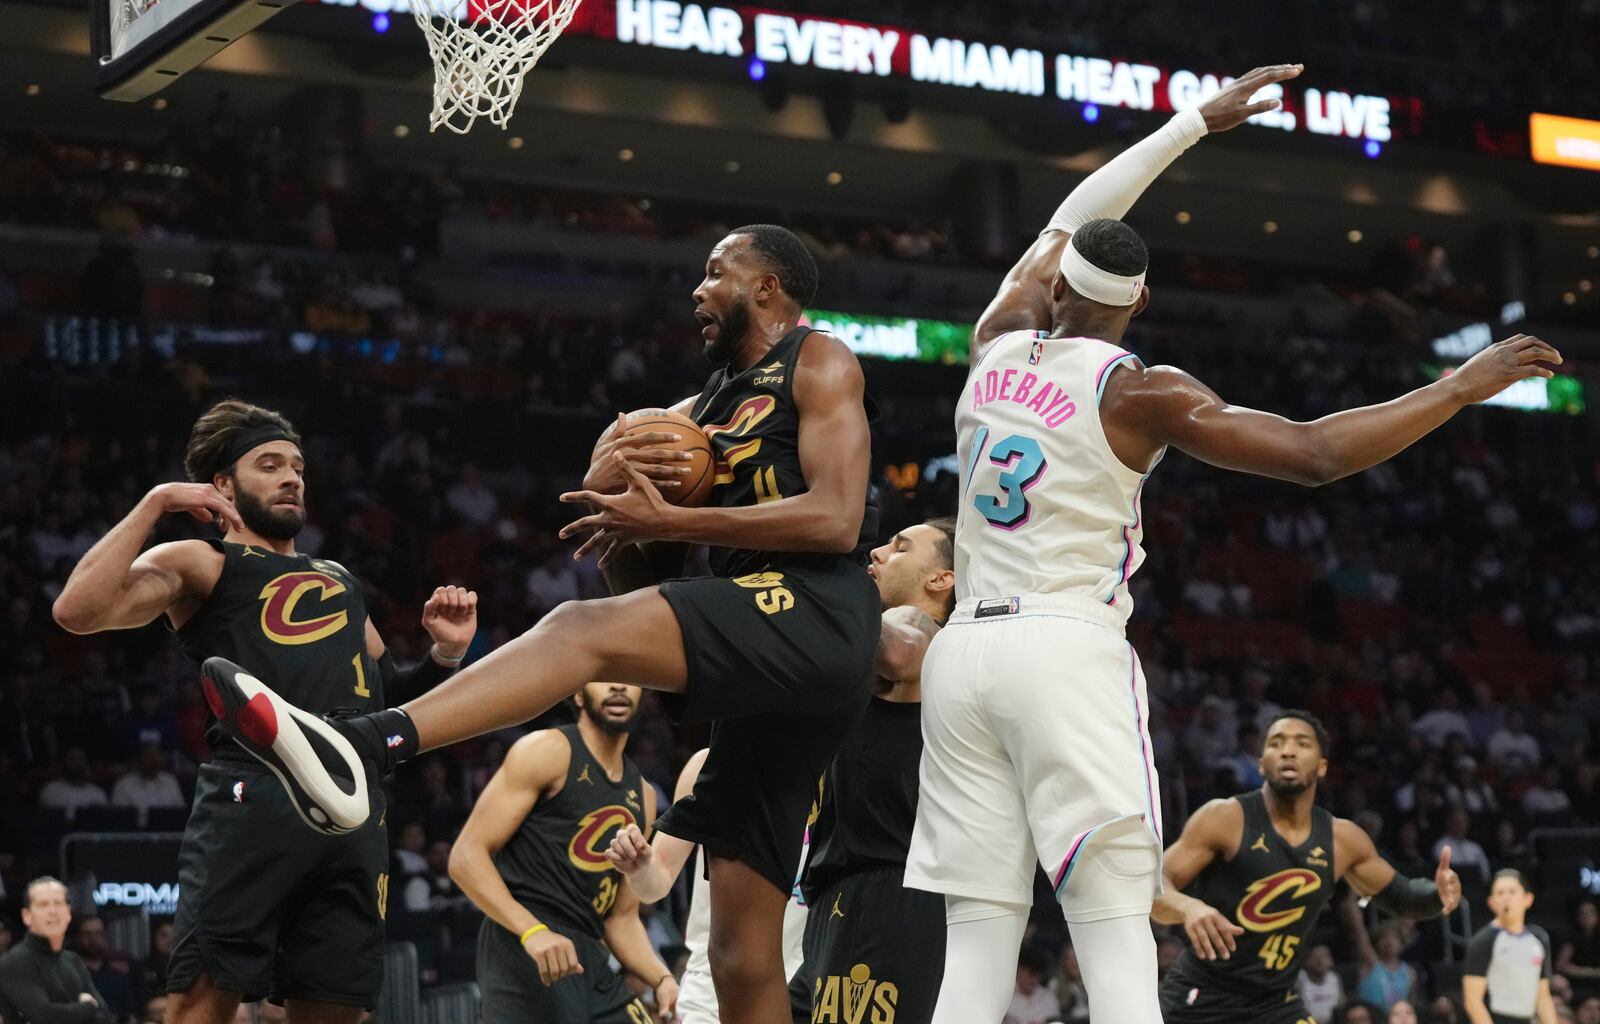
[972,432,1047,529]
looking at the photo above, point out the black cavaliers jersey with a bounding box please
[689,326,878,578]
[801,697,922,902]
[493,724,645,940]
[176,540,380,758]
[1177,791,1337,994]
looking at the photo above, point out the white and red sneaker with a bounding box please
[201,657,371,836]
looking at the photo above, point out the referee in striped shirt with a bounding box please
[1463,870,1558,1024]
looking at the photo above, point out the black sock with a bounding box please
[338,708,419,775]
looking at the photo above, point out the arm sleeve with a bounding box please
[380,651,456,707]
[0,956,112,1024]
[1043,108,1207,234]
[1463,928,1495,977]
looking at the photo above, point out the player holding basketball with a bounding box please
[1153,710,1461,1024]
[449,682,674,1024]
[901,64,1562,1023]
[200,225,880,1024]
[50,400,477,1024]
[604,519,957,1024]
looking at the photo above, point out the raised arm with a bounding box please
[603,784,678,1020]
[1337,819,1459,919]
[1108,335,1563,486]
[51,483,240,634]
[448,730,582,986]
[607,748,706,903]
[973,64,1303,355]
[1151,798,1246,960]
[562,333,870,558]
[367,586,479,706]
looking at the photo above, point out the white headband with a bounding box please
[1060,237,1146,307]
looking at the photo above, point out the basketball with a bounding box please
[620,408,716,508]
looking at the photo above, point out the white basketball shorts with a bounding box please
[904,594,1164,921]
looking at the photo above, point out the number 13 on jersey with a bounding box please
[969,428,1048,529]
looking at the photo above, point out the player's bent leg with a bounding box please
[927,896,1027,1024]
[707,855,791,1024]
[165,972,243,1024]
[1055,819,1164,1024]
[205,589,688,833]
[282,1001,364,1024]
[403,587,689,752]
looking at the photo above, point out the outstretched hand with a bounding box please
[1198,64,1304,133]
[559,453,679,566]
[1447,334,1563,405]
[1435,846,1462,914]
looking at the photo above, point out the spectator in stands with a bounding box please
[37,749,107,822]
[525,548,581,617]
[117,689,178,764]
[1445,756,1499,818]
[1427,995,1462,1023]
[1387,1000,1419,1024]
[391,820,428,879]
[1343,1003,1378,1024]
[1006,943,1060,1024]
[73,918,134,1022]
[1488,710,1542,778]
[444,463,498,529]
[0,878,110,1024]
[1576,995,1600,1024]
[402,839,471,916]
[1522,765,1574,825]
[1433,809,1491,883]
[1557,901,1600,999]
[109,745,184,827]
[1465,683,1504,749]
[1414,689,1473,750]
[1299,943,1345,1024]
[1222,726,1266,788]
[1356,923,1420,1013]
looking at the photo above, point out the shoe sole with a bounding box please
[201,657,370,836]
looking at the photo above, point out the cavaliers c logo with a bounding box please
[704,395,777,485]
[259,571,349,646]
[1236,868,1322,933]
[567,806,637,873]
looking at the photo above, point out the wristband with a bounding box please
[431,645,466,666]
[519,924,547,945]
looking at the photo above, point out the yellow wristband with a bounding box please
[519,924,547,946]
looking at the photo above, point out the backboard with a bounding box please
[91,0,300,101]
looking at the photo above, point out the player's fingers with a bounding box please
[634,465,685,484]
[631,449,695,464]
[465,591,478,613]
[1243,98,1282,116]
[614,451,653,490]
[615,431,683,449]
[1189,924,1215,960]
[188,507,215,524]
[558,489,608,506]
[535,951,552,986]
[571,529,607,561]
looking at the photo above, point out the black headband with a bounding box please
[214,426,296,478]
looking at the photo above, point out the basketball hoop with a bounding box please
[409,0,582,134]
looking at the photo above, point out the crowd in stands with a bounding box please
[0,59,1597,1022]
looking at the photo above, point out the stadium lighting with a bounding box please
[1263,220,1279,234]
[371,11,388,32]
[1364,139,1381,158]
[618,148,635,161]
[1082,103,1100,124]
[748,58,766,81]
[1347,229,1364,243]
[25,84,40,97]
[1563,292,1577,305]
[826,171,844,185]
[1175,211,1191,225]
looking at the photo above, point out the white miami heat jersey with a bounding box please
[953,330,1158,619]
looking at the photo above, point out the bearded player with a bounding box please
[449,682,675,1024]
[902,63,1561,1023]
[51,400,476,1024]
[199,226,879,1024]
[1153,711,1461,1024]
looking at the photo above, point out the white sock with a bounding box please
[1065,913,1163,1024]
[928,896,1029,1024]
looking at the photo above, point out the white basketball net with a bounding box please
[409,0,582,134]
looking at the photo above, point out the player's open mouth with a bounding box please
[867,565,878,579]
[694,309,717,338]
